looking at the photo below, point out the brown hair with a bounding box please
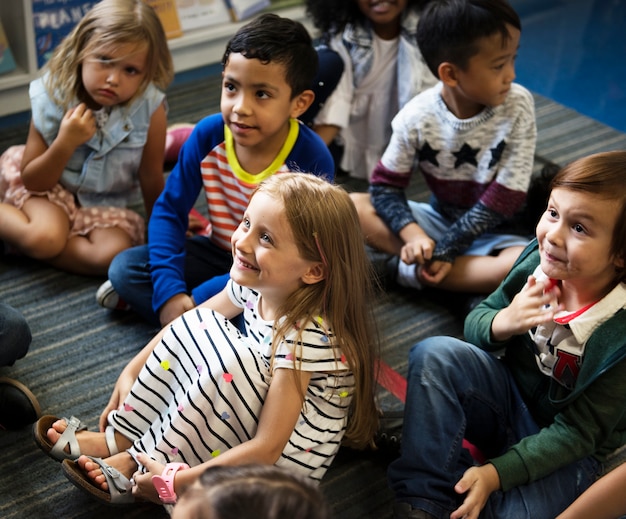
[177,464,332,519]
[551,150,626,283]
[253,173,380,449]
[44,0,174,110]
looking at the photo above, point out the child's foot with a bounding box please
[76,452,137,493]
[46,419,131,458]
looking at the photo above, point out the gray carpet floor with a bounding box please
[1,71,625,518]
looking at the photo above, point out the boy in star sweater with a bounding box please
[351,0,536,296]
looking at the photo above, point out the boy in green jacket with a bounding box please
[389,150,626,519]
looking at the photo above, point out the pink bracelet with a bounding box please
[152,462,190,504]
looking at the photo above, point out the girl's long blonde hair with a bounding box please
[255,173,380,449]
[44,0,174,111]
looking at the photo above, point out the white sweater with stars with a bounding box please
[370,81,537,262]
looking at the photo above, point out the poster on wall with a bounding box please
[32,0,98,69]
[0,17,17,75]
[143,0,183,39]
[175,0,230,32]
[224,0,270,21]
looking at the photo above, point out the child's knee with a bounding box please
[410,336,465,369]
[493,246,525,279]
[90,239,132,272]
[20,227,67,259]
[108,247,134,282]
[350,192,375,220]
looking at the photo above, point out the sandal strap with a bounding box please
[90,457,134,504]
[105,425,119,456]
[49,416,84,460]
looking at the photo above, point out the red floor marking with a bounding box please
[375,358,407,403]
[375,357,485,462]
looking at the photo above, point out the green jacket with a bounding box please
[464,239,626,492]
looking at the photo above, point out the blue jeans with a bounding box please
[387,337,600,519]
[108,235,232,327]
[0,303,31,367]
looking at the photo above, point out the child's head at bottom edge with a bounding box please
[171,463,332,519]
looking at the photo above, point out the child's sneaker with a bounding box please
[374,409,404,455]
[164,123,194,164]
[96,280,130,311]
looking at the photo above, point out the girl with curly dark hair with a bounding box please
[303,0,437,180]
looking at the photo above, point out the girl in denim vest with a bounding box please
[304,0,437,180]
[0,0,173,275]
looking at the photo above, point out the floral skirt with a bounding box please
[0,145,144,245]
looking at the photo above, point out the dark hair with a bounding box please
[416,0,521,78]
[184,464,332,519]
[222,13,317,98]
[305,0,429,38]
[551,151,626,283]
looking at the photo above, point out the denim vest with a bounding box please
[29,76,166,208]
[341,8,437,109]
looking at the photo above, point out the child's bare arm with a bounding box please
[199,289,241,320]
[313,124,340,145]
[20,104,96,191]
[137,102,167,220]
[556,463,626,519]
[131,367,311,503]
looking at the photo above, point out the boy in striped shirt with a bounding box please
[97,14,334,327]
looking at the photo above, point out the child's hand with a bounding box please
[159,293,196,327]
[131,453,164,504]
[400,234,435,265]
[419,260,452,285]
[491,275,561,342]
[451,464,500,519]
[99,368,135,431]
[58,103,97,150]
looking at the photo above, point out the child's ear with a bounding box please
[438,62,459,87]
[290,89,315,119]
[302,262,325,285]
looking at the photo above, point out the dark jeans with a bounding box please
[388,336,600,519]
[108,236,232,327]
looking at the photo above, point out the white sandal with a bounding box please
[33,415,119,462]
